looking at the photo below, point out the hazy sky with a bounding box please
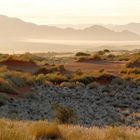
[0,0,140,25]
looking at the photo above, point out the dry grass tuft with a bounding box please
[29,121,63,140]
[0,119,139,140]
[54,105,78,124]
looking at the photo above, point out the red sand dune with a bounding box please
[127,62,140,68]
[17,86,33,94]
[0,59,39,73]
[7,86,33,99]
[65,61,126,75]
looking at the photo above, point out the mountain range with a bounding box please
[105,23,140,36]
[0,15,140,41]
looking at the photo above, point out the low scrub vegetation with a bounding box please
[36,65,65,75]
[46,73,68,84]
[76,50,112,62]
[75,52,90,57]
[121,68,140,75]
[71,73,95,85]
[0,93,10,106]
[120,53,140,81]
[76,54,103,62]
[1,53,47,63]
[126,54,140,68]
[0,52,139,94]
[0,77,18,94]
[3,71,34,87]
[121,68,140,82]
[71,70,116,85]
[114,54,130,61]
[0,68,34,94]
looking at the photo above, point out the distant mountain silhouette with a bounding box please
[0,15,140,40]
[106,23,140,36]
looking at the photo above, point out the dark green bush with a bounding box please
[75,52,90,57]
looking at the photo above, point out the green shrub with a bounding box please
[96,73,116,83]
[0,54,9,62]
[36,65,65,75]
[121,68,140,75]
[71,73,95,85]
[92,54,103,61]
[0,78,17,94]
[46,73,68,84]
[0,93,9,106]
[4,53,45,63]
[115,55,130,61]
[77,54,103,62]
[35,74,47,84]
[3,71,34,87]
[107,54,115,59]
[126,55,140,68]
[36,66,52,74]
[104,49,110,53]
[97,51,106,55]
[75,52,90,57]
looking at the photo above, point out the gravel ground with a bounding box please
[0,80,140,127]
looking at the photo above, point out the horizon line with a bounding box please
[1,14,140,27]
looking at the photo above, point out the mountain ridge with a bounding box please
[105,23,140,35]
[0,15,140,41]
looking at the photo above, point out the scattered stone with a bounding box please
[0,83,139,127]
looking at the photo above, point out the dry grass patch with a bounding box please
[0,119,139,140]
[59,125,140,140]
[29,121,63,140]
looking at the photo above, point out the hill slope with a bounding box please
[0,15,140,40]
[106,23,140,36]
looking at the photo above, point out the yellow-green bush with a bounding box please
[71,73,95,85]
[46,73,68,84]
[0,77,17,94]
[2,71,34,87]
[126,54,140,68]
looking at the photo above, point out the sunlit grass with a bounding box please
[0,119,139,140]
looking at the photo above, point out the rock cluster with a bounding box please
[0,80,140,127]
